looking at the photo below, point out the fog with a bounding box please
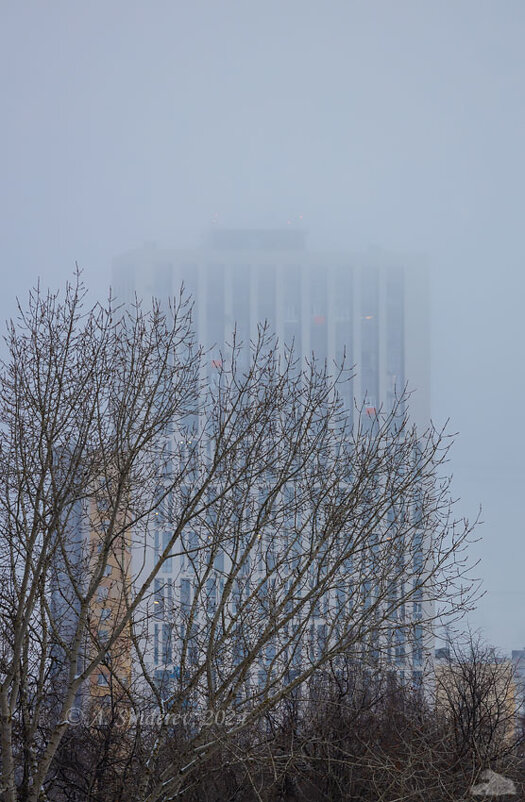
[1,1,523,652]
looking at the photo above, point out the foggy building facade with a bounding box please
[112,230,431,689]
[113,230,429,427]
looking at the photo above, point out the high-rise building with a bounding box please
[511,649,525,715]
[112,230,431,689]
[113,230,429,429]
[49,481,133,707]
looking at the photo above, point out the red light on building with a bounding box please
[313,315,325,325]
[366,406,376,417]
[211,359,222,368]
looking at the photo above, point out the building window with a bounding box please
[154,624,159,665]
[162,531,173,573]
[413,624,423,666]
[395,628,406,665]
[154,578,165,619]
[181,578,191,610]
[162,624,172,664]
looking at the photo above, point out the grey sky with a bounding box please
[1,1,523,651]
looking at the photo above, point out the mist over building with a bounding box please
[113,230,430,429]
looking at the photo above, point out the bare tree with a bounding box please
[435,636,521,769]
[0,273,200,802]
[0,273,477,802]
